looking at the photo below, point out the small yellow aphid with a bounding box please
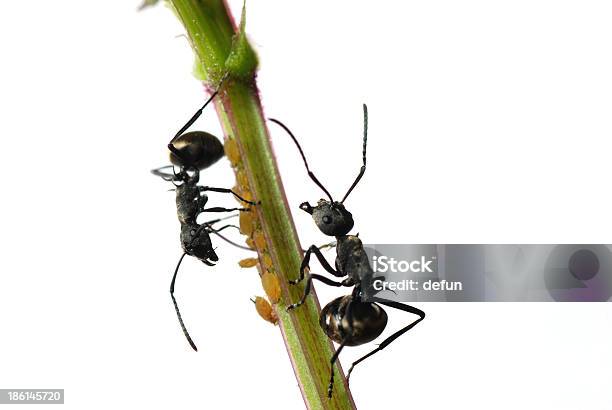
[262,253,274,271]
[261,271,282,304]
[253,230,266,249]
[239,211,255,236]
[239,258,258,268]
[224,138,241,166]
[236,170,249,190]
[252,296,278,325]
[245,237,255,250]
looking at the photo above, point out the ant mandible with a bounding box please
[152,83,258,351]
[269,105,425,398]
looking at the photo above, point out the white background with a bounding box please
[0,1,611,409]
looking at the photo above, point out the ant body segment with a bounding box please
[269,105,425,398]
[152,87,257,351]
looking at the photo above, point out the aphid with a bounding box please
[261,271,281,304]
[245,237,256,250]
[269,105,425,398]
[152,86,258,351]
[236,169,249,190]
[262,253,274,271]
[224,137,242,166]
[239,257,258,268]
[239,210,256,236]
[253,231,267,249]
[251,296,278,325]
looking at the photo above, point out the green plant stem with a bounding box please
[167,1,356,408]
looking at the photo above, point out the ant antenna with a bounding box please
[202,215,253,251]
[209,229,253,251]
[341,104,368,204]
[268,118,335,204]
[170,252,198,351]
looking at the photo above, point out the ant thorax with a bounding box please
[176,175,205,225]
[335,235,374,284]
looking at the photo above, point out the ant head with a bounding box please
[169,131,224,171]
[300,199,354,237]
[190,243,219,264]
[182,225,219,263]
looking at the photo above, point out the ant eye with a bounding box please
[322,215,332,224]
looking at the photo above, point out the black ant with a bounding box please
[152,86,257,351]
[269,105,425,398]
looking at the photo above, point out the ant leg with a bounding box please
[327,340,348,399]
[300,242,337,253]
[200,214,239,226]
[170,253,198,351]
[151,165,177,181]
[327,298,357,398]
[199,186,259,205]
[169,72,228,145]
[308,246,343,276]
[345,299,425,382]
[170,91,219,145]
[167,144,187,163]
[200,206,250,213]
[196,193,210,214]
[150,166,181,187]
[292,245,342,285]
[287,274,349,311]
[317,241,337,251]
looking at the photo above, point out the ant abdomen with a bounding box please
[169,131,224,170]
[320,296,388,346]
